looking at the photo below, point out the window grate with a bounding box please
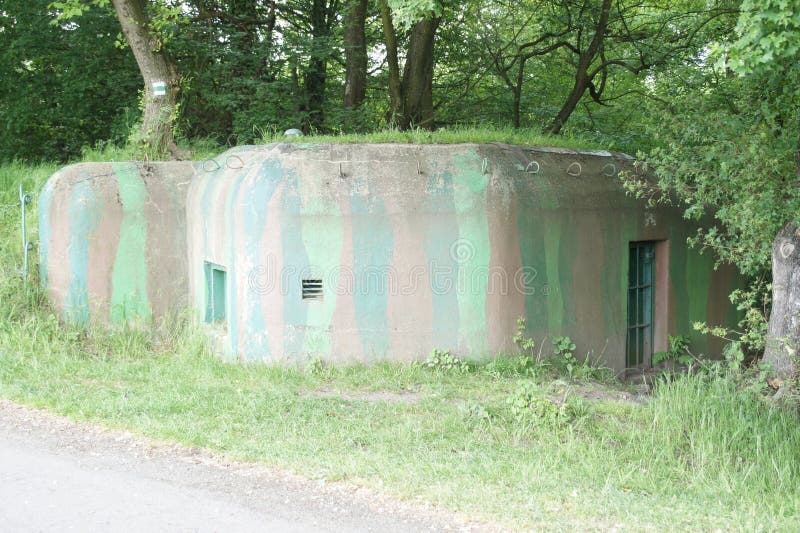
[302,279,323,300]
[626,242,655,367]
[204,261,226,324]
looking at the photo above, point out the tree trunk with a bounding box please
[231,0,276,78]
[301,0,331,132]
[547,67,591,135]
[546,0,611,135]
[343,0,368,109]
[378,0,403,124]
[511,88,521,129]
[512,59,527,129]
[111,0,185,159]
[763,222,800,380]
[400,17,440,130]
[230,0,258,58]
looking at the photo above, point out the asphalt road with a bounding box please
[0,400,493,533]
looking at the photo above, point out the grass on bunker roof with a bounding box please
[2,159,800,531]
[20,126,609,165]
[257,125,608,151]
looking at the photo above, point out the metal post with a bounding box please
[19,185,32,285]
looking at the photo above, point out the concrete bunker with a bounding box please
[38,161,196,325]
[40,143,741,371]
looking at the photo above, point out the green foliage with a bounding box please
[646,370,800,496]
[0,0,140,162]
[9,0,718,156]
[386,0,443,29]
[511,316,541,370]
[482,353,537,378]
[549,335,614,381]
[552,335,577,375]
[622,2,800,357]
[551,336,576,357]
[258,126,604,149]
[505,380,585,428]
[460,401,493,427]
[690,280,771,355]
[722,341,745,372]
[730,0,800,75]
[306,356,326,376]
[49,0,110,20]
[506,381,551,420]
[512,316,536,353]
[419,349,470,373]
[653,334,692,366]
[626,71,800,277]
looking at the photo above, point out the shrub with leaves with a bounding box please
[513,317,536,353]
[653,335,693,366]
[461,401,493,428]
[420,349,470,373]
[506,381,584,427]
[552,336,577,376]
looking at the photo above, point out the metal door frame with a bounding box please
[627,241,655,367]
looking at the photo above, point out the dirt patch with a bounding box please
[543,380,648,405]
[578,387,648,404]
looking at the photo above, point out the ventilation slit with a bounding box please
[302,279,323,300]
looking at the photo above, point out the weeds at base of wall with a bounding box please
[510,317,615,382]
[417,349,472,374]
[505,381,589,429]
[305,356,326,376]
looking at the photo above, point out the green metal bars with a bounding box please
[627,241,655,367]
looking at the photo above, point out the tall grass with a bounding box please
[78,137,223,162]
[646,372,800,498]
[0,161,56,322]
[256,125,608,150]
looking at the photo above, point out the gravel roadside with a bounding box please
[0,399,507,533]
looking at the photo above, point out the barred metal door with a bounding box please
[627,242,655,367]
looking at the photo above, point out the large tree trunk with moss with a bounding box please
[764,222,800,380]
[111,0,184,159]
[378,0,404,125]
[378,3,439,130]
[399,17,440,130]
[301,0,332,132]
[343,0,368,109]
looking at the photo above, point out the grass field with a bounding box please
[1,153,799,531]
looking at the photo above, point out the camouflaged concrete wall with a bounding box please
[187,143,740,369]
[39,162,196,325]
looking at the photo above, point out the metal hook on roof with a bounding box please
[602,163,617,177]
[482,157,489,175]
[567,162,582,177]
[525,160,540,174]
[226,155,244,169]
[202,159,221,172]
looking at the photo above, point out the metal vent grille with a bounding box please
[302,279,323,300]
